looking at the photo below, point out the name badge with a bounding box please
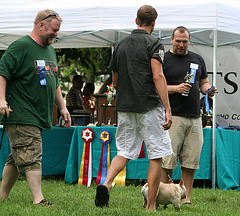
[37,60,47,86]
[37,60,45,67]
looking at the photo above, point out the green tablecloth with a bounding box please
[215,129,240,190]
[64,126,240,190]
[0,126,74,177]
[1,126,239,190]
[64,126,150,183]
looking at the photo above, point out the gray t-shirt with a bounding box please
[109,29,164,113]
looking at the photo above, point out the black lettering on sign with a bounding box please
[224,72,238,94]
[232,114,240,120]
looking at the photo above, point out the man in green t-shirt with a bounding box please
[0,9,71,206]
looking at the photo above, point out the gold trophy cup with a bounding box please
[106,85,114,106]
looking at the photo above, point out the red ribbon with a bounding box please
[82,141,90,185]
[79,127,94,186]
[96,145,104,185]
[138,142,145,158]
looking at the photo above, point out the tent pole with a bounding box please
[212,29,217,190]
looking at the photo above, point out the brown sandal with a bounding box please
[35,199,56,206]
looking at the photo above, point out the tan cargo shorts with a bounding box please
[5,124,42,173]
[162,116,203,170]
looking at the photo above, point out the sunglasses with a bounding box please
[41,13,59,21]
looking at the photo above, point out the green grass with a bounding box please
[0,175,239,216]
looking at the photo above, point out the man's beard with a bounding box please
[41,34,54,47]
[176,48,187,56]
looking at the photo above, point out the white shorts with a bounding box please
[116,105,173,160]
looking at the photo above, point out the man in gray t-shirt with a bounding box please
[109,29,165,113]
[95,5,173,211]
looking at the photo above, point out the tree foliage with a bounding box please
[0,47,112,96]
[56,47,112,94]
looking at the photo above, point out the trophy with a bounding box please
[201,107,213,128]
[89,100,95,109]
[206,108,213,127]
[88,100,95,124]
[200,94,213,128]
[106,85,114,106]
[59,116,65,127]
[182,71,194,97]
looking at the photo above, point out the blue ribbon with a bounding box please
[99,130,111,184]
[100,143,108,184]
[204,86,214,114]
[39,66,47,86]
[189,68,197,84]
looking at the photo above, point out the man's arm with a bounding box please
[151,58,172,130]
[112,71,118,89]
[55,86,71,127]
[167,83,192,95]
[0,75,12,117]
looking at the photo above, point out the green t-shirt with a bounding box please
[0,35,60,130]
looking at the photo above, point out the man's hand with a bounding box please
[208,86,217,97]
[162,109,172,130]
[0,99,12,118]
[176,83,192,94]
[59,108,71,128]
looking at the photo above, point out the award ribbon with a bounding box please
[189,63,199,84]
[112,135,127,187]
[96,130,111,185]
[78,128,94,186]
[204,86,214,114]
[138,142,145,158]
[113,167,126,187]
[39,66,47,86]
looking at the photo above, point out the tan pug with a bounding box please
[141,179,187,210]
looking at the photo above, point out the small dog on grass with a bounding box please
[141,179,187,210]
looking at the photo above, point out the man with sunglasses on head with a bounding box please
[0,9,71,206]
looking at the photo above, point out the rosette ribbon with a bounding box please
[96,129,111,185]
[78,127,94,187]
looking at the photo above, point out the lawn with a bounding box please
[0,175,239,216]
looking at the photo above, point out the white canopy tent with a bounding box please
[0,0,240,49]
[1,0,240,188]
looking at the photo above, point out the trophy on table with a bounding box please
[106,85,114,106]
[206,108,213,127]
[100,84,117,126]
[88,100,95,124]
[200,106,213,128]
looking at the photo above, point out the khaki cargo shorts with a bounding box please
[162,116,203,170]
[5,124,42,173]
